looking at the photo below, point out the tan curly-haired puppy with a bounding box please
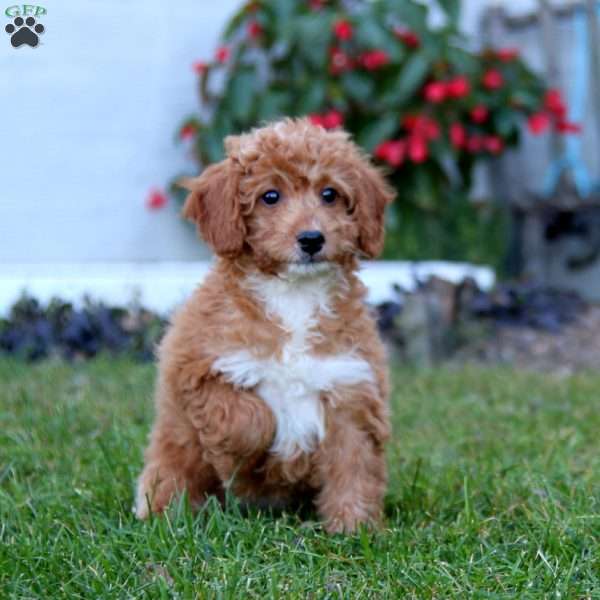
[135,118,395,533]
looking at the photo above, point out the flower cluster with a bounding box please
[375,115,440,166]
[168,0,579,240]
[527,89,581,135]
[371,53,575,169]
[308,109,344,129]
[370,68,576,170]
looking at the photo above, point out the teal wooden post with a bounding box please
[541,4,597,199]
[586,0,600,174]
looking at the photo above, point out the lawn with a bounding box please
[1,359,599,598]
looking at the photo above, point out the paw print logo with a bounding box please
[5,16,44,48]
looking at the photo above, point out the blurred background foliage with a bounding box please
[172,0,576,269]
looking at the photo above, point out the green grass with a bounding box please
[1,358,599,598]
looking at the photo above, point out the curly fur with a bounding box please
[135,118,395,533]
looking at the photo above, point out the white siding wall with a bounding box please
[0,0,548,265]
[0,0,241,263]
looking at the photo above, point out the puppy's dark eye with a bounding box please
[321,187,338,205]
[261,190,280,206]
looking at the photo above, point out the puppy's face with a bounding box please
[183,119,395,272]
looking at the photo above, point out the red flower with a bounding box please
[309,110,344,129]
[423,81,447,103]
[497,48,519,62]
[179,124,197,141]
[408,136,428,163]
[192,61,208,75]
[404,115,440,141]
[544,88,567,119]
[528,112,551,135]
[333,19,353,41]
[146,189,168,211]
[446,76,470,99]
[467,135,484,154]
[556,120,582,135]
[470,105,489,124]
[322,110,344,129]
[330,47,352,75]
[374,140,406,167]
[309,114,323,127]
[393,27,420,48]
[484,136,504,155]
[309,0,325,10]
[424,120,440,141]
[360,50,390,71]
[247,20,263,39]
[482,69,504,90]
[449,123,467,149]
[215,46,230,64]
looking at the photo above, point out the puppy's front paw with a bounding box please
[192,387,276,458]
[133,470,171,519]
[322,505,379,535]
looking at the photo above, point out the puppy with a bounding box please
[135,118,395,533]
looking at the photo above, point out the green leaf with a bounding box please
[447,46,479,76]
[340,72,374,104]
[412,167,438,211]
[257,90,290,122]
[356,114,399,152]
[293,14,333,70]
[295,80,327,114]
[271,0,295,26]
[356,18,405,62]
[227,68,256,123]
[511,90,541,111]
[355,19,387,49]
[429,138,452,166]
[222,4,250,40]
[382,0,428,34]
[200,130,225,164]
[201,110,235,163]
[437,0,461,25]
[493,109,520,137]
[382,50,430,107]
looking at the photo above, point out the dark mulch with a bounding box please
[0,296,166,362]
[376,280,599,373]
[2,281,598,372]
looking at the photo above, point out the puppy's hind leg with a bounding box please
[135,412,220,519]
[314,406,388,534]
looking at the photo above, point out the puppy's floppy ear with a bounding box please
[180,158,245,257]
[352,161,396,258]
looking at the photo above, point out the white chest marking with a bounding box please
[212,269,375,458]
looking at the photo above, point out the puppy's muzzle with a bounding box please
[297,230,325,257]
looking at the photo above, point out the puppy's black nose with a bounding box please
[297,230,325,256]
